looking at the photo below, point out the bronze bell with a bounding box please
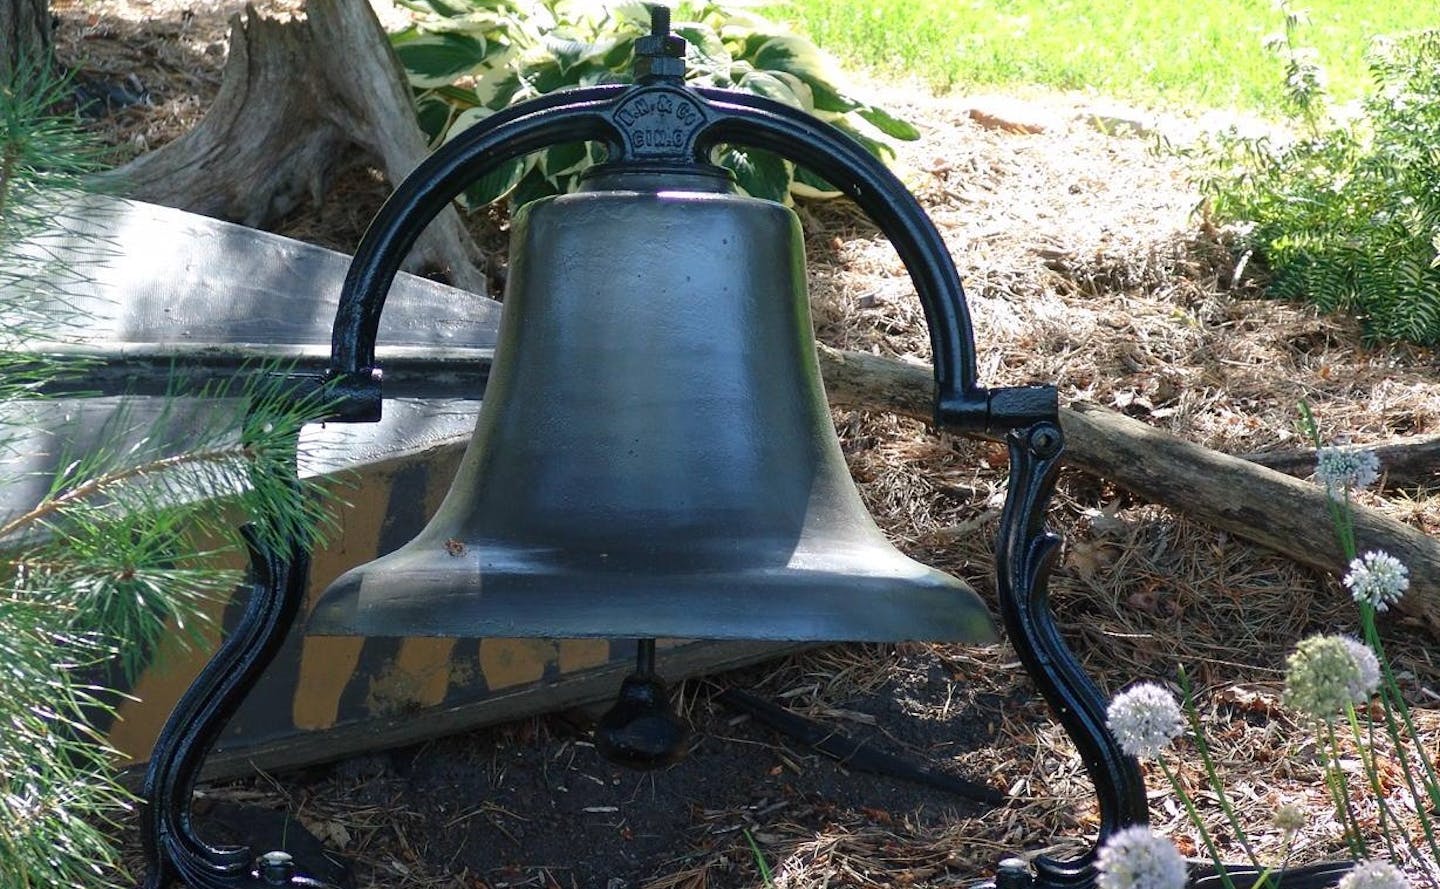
[308,160,994,645]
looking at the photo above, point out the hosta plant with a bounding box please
[388,0,920,206]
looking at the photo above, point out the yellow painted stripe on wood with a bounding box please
[292,473,398,730]
[371,438,464,712]
[107,512,247,765]
[559,639,611,673]
[107,593,232,765]
[373,637,457,713]
[478,638,556,690]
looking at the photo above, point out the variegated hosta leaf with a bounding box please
[601,36,636,69]
[768,71,815,112]
[543,33,614,75]
[828,118,898,163]
[603,1,655,32]
[578,67,630,87]
[791,166,841,200]
[736,70,805,109]
[858,105,921,140]
[471,51,525,108]
[415,93,457,142]
[392,30,488,89]
[511,166,560,209]
[743,33,866,116]
[674,21,731,77]
[446,106,529,207]
[389,0,919,207]
[718,146,793,205]
[539,141,590,183]
[394,0,484,17]
[398,10,513,35]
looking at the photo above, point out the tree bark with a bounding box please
[99,0,485,293]
[816,344,1440,634]
[1243,434,1440,490]
[0,0,51,83]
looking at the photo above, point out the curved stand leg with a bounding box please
[138,524,338,889]
[992,420,1148,888]
[988,419,1351,889]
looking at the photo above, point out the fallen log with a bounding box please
[1243,434,1440,490]
[98,0,485,293]
[816,345,1440,633]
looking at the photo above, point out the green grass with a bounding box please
[767,0,1433,113]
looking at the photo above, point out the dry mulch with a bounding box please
[51,2,1440,887]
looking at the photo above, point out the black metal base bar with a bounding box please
[1190,861,1355,889]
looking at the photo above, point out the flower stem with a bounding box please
[1158,758,1239,889]
[1359,615,1440,876]
[1320,719,1366,858]
[1177,667,1258,867]
[1344,702,1407,859]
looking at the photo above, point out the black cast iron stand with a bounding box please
[138,429,338,889]
[137,10,1348,889]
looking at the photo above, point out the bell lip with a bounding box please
[305,557,998,645]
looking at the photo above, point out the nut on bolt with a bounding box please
[259,850,295,885]
[1027,423,1062,458]
[994,857,1033,889]
[635,5,686,80]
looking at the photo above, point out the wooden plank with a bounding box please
[6,197,795,778]
[191,640,795,783]
[16,194,498,397]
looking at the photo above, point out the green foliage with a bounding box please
[0,60,333,888]
[1188,10,1440,345]
[389,0,919,206]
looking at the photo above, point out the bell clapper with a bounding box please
[594,638,690,769]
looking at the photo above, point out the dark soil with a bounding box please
[212,646,1011,889]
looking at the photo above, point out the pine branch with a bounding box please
[0,444,247,541]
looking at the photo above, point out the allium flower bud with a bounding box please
[1337,860,1411,889]
[1106,683,1185,759]
[1284,635,1370,719]
[1344,551,1410,612]
[1338,636,1381,703]
[1272,803,1307,833]
[1315,447,1380,496]
[1096,826,1188,889]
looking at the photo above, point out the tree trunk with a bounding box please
[99,0,484,293]
[0,0,51,83]
[815,344,1440,634]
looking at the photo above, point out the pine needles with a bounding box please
[0,55,333,889]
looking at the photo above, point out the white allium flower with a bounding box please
[1272,803,1307,833]
[1315,447,1380,496]
[1106,683,1185,759]
[1338,860,1411,889]
[1096,826,1188,889]
[1339,636,1381,702]
[1344,551,1410,612]
[1284,634,1367,719]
